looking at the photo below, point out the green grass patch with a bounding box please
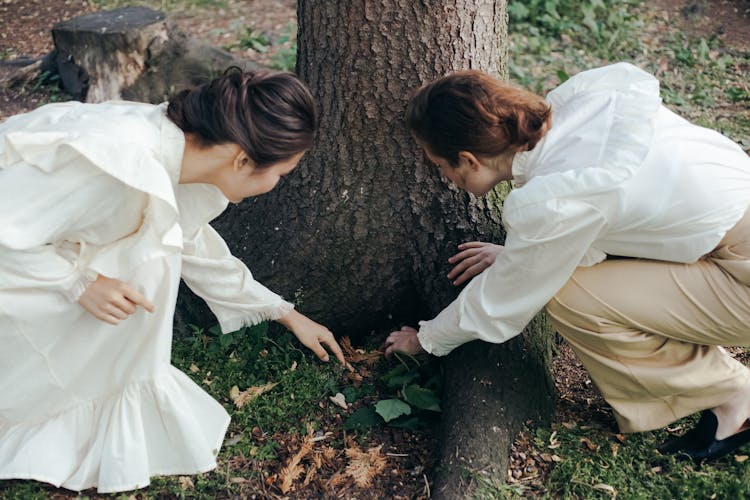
[508,0,750,150]
[536,420,750,499]
[173,323,341,437]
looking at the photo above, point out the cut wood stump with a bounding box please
[47,6,259,103]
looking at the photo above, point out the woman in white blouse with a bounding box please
[385,62,750,460]
[0,68,345,492]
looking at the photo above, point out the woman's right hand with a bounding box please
[78,274,155,325]
[447,241,504,286]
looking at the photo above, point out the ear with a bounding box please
[233,150,254,173]
[457,151,481,171]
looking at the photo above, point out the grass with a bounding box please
[507,0,750,150]
[533,421,750,499]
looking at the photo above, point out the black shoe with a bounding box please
[658,410,750,461]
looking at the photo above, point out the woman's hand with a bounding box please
[277,310,347,365]
[384,326,425,358]
[447,241,504,286]
[78,274,155,325]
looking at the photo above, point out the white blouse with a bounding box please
[0,100,293,333]
[417,62,750,356]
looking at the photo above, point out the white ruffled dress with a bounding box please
[0,101,293,492]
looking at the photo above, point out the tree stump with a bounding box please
[51,7,168,102]
[48,6,259,103]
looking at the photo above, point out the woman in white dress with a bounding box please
[0,68,345,492]
[385,62,750,460]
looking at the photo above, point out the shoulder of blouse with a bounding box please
[506,62,662,213]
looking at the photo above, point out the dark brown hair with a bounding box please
[167,67,317,168]
[406,70,551,166]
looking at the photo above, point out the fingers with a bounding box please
[308,339,331,362]
[101,313,121,325]
[449,253,489,282]
[457,241,487,250]
[106,303,129,320]
[447,254,479,279]
[321,333,347,365]
[452,262,488,286]
[385,340,399,359]
[384,326,420,359]
[113,297,138,315]
[447,247,482,265]
[121,285,155,313]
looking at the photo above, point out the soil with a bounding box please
[0,0,749,497]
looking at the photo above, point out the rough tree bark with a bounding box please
[205,1,555,497]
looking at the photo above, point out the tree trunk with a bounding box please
[206,1,555,496]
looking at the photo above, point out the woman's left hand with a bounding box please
[277,310,347,365]
[384,326,425,358]
[447,241,504,286]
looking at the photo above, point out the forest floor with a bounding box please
[0,0,749,499]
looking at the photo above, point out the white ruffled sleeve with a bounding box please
[180,223,294,333]
[0,243,97,302]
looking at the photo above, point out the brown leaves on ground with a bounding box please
[278,426,315,493]
[229,382,278,408]
[340,336,382,367]
[277,427,388,493]
[344,441,388,488]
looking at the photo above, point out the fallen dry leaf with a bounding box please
[580,437,600,452]
[593,483,617,498]
[345,444,387,488]
[279,440,312,493]
[735,454,749,463]
[548,431,560,449]
[229,382,278,408]
[340,336,381,366]
[178,476,194,491]
[329,392,348,409]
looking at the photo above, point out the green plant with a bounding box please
[236,28,271,53]
[343,352,442,432]
[0,48,15,61]
[269,23,298,72]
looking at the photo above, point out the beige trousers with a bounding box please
[546,209,750,433]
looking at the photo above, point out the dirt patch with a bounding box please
[654,0,750,50]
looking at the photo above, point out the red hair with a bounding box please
[406,70,551,166]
